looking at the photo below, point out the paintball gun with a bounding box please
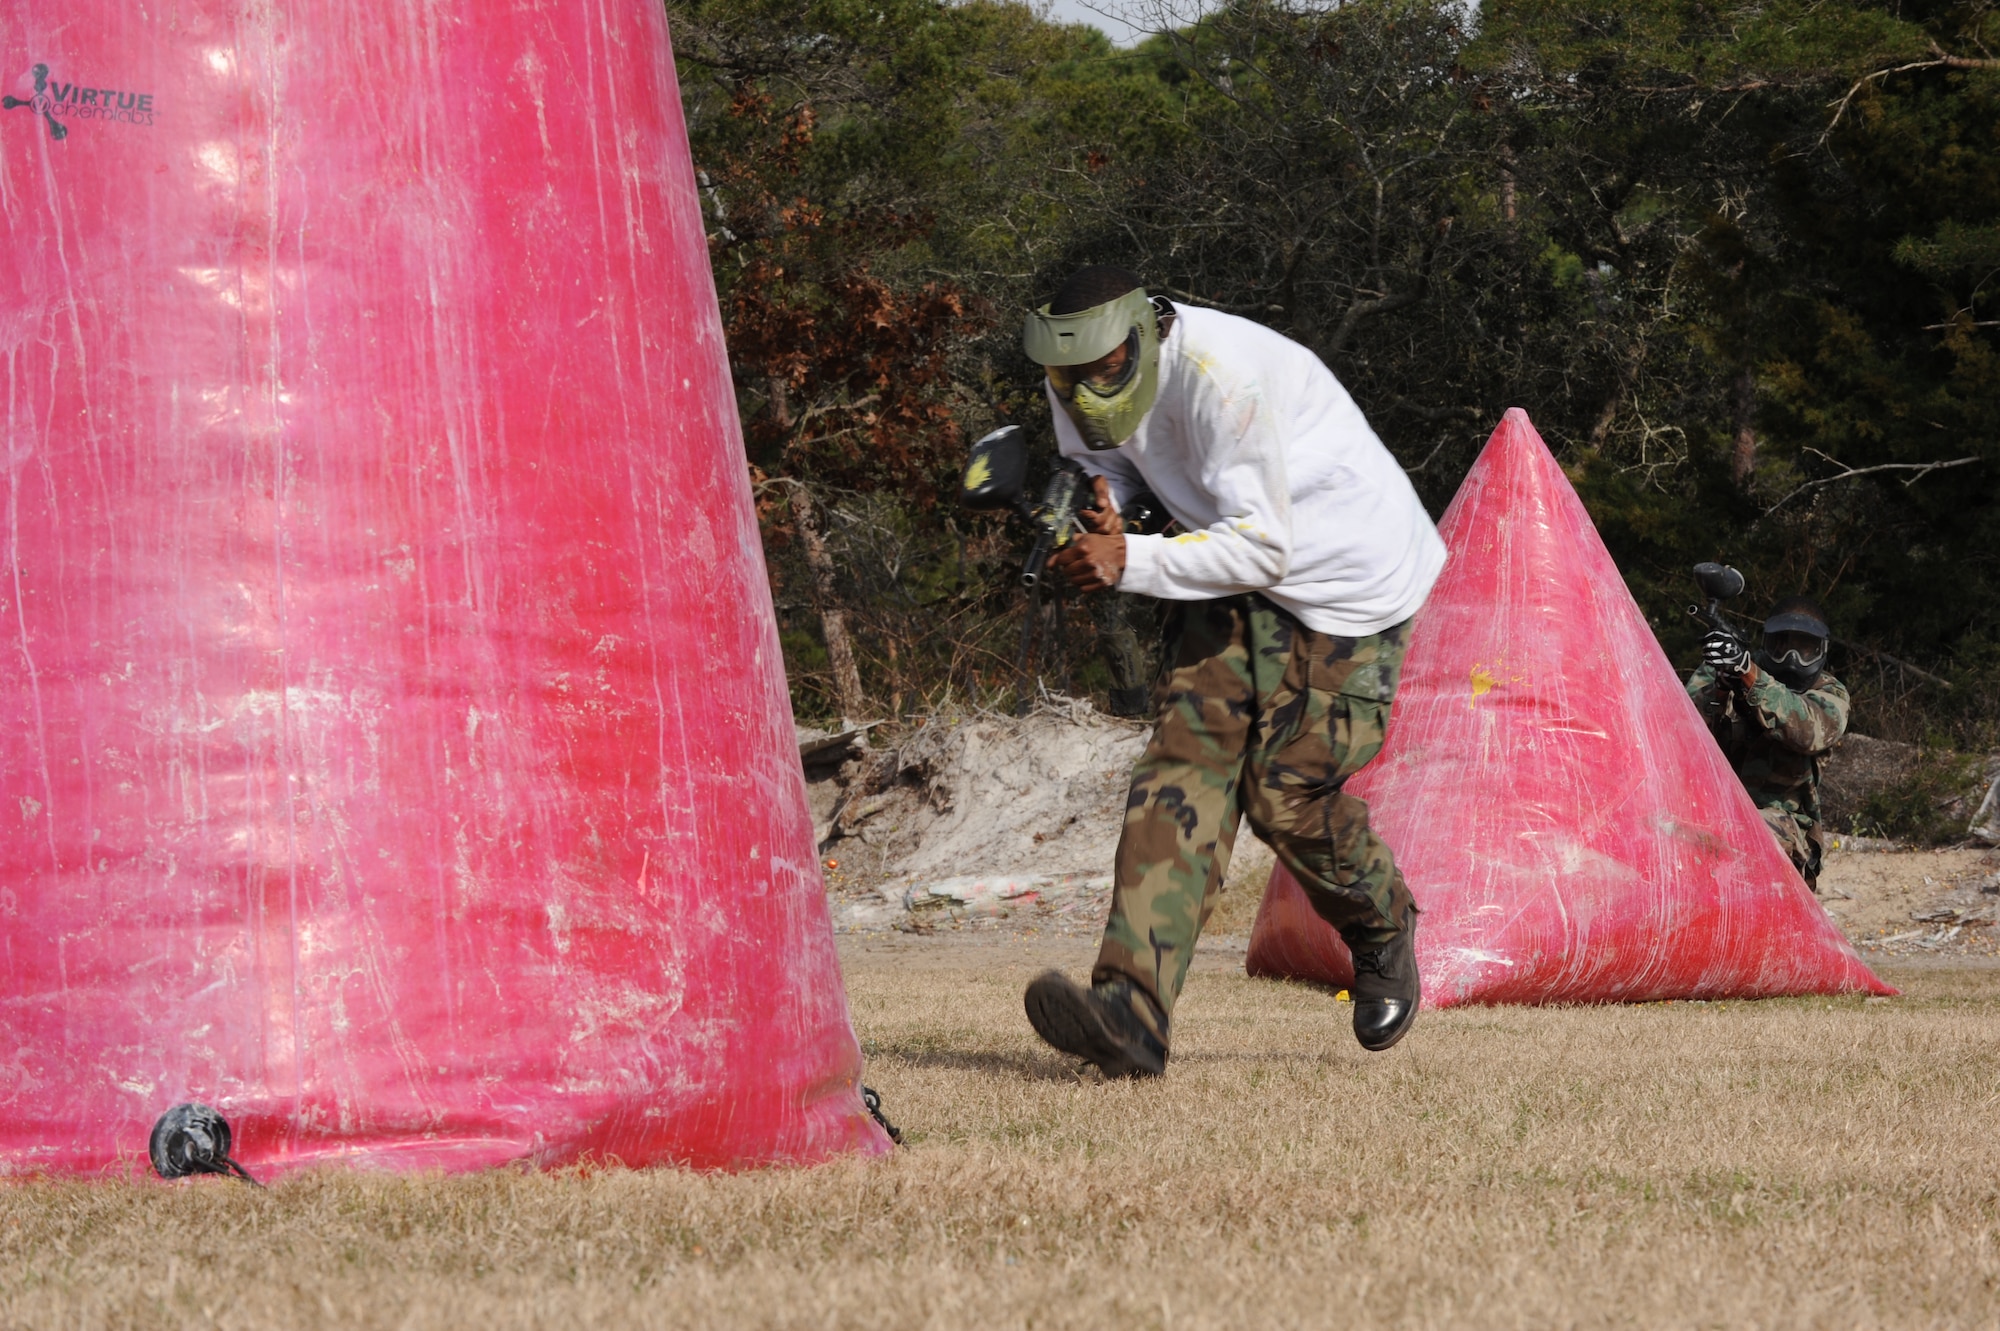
[1020,460,1088,588]
[961,423,1174,709]
[1688,562,1747,644]
[960,425,1157,587]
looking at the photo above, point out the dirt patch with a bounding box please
[1823,843,2000,957]
[807,709,2000,958]
[810,703,1275,937]
[808,703,1144,886]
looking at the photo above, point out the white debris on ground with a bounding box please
[1816,843,2000,957]
[1970,758,2000,845]
[802,700,1148,934]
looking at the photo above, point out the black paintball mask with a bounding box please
[1756,595,1830,690]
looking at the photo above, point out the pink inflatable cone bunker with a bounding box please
[1247,410,1892,1005]
[0,5,888,1172]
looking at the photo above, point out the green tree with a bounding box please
[666,0,1187,716]
[666,0,2000,743]
[1473,0,2000,738]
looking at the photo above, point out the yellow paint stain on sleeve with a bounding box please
[1469,663,1499,706]
[1171,531,1212,544]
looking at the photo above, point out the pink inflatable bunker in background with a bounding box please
[0,4,888,1172]
[1247,410,1892,1006]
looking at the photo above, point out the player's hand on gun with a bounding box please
[1077,474,1123,536]
[1053,476,1126,592]
[1701,630,1751,679]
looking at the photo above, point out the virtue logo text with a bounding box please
[5,63,158,140]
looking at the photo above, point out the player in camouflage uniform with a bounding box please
[1686,594,1848,891]
[1092,596,1416,1018]
[1013,266,1445,1076]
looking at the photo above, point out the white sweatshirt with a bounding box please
[1049,304,1446,637]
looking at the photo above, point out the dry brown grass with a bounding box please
[5,938,1999,1329]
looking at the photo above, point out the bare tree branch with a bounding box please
[1821,43,2000,145]
[1761,450,1984,517]
[1323,289,1421,360]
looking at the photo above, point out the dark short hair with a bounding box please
[1049,265,1145,315]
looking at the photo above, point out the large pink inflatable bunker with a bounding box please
[0,5,887,1172]
[1247,410,1892,1005]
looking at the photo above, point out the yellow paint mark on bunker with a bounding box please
[1469,663,1499,706]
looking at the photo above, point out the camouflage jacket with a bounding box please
[1686,662,1849,827]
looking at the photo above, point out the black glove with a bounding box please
[1701,630,1751,678]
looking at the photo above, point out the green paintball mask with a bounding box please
[1022,287,1163,450]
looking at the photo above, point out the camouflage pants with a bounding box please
[1093,595,1416,1020]
[1759,804,1824,890]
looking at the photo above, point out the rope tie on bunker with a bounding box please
[150,1104,262,1187]
[861,1085,902,1145]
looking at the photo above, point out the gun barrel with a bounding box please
[1022,529,1056,587]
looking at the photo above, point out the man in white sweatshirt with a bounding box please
[1019,266,1445,1074]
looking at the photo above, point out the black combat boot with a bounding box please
[1347,905,1420,1051]
[1023,972,1169,1078]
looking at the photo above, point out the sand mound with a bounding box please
[806,701,1279,934]
[808,702,1142,924]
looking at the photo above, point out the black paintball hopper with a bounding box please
[1692,562,1745,602]
[960,425,1029,513]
